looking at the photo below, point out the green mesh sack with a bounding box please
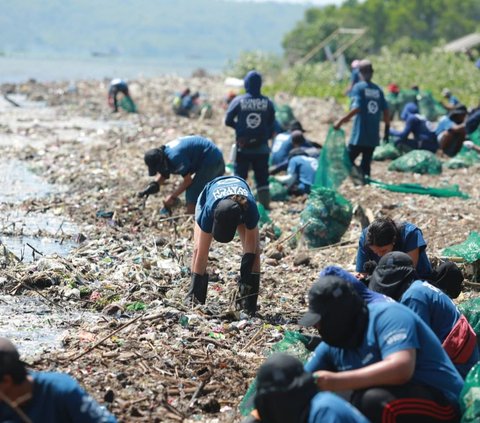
[119,96,137,113]
[269,177,289,201]
[443,232,480,264]
[458,298,480,338]
[239,331,310,416]
[300,187,352,248]
[446,148,480,169]
[388,150,442,175]
[368,179,469,199]
[275,104,296,130]
[373,141,402,161]
[417,91,446,122]
[314,126,351,189]
[460,362,480,422]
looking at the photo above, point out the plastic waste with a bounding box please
[460,362,480,422]
[443,232,480,264]
[373,141,402,161]
[388,150,442,174]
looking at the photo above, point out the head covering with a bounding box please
[319,265,389,304]
[255,353,317,423]
[401,102,419,121]
[144,147,170,178]
[0,338,26,382]
[358,59,373,81]
[433,261,464,299]
[299,276,368,348]
[351,59,360,69]
[442,88,451,97]
[368,252,417,301]
[387,83,400,94]
[291,130,306,146]
[212,198,243,243]
[289,120,306,132]
[244,70,262,96]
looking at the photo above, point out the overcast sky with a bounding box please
[228,0,343,5]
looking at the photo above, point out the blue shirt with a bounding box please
[435,116,454,140]
[319,265,392,304]
[308,392,369,423]
[390,114,438,152]
[401,280,479,378]
[356,222,433,279]
[270,132,313,166]
[349,81,388,147]
[448,95,460,106]
[287,156,318,188]
[0,372,117,423]
[195,176,259,233]
[305,302,464,407]
[165,136,223,177]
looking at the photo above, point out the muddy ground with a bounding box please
[0,74,479,422]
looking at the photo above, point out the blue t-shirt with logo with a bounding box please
[287,156,318,189]
[305,302,464,407]
[195,176,259,233]
[349,81,388,148]
[401,280,479,378]
[356,222,432,279]
[164,136,223,177]
[390,114,438,152]
[270,132,293,165]
[0,372,117,423]
[308,392,369,423]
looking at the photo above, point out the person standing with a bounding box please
[334,60,390,181]
[188,175,260,314]
[139,135,225,214]
[225,70,275,209]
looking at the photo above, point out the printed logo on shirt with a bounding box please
[240,98,269,111]
[246,113,262,129]
[383,329,408,345]
[364,88,380,99]
[367,100,379,114]
[307,157,319,171]
[166,138,181,149]
[361,352,374,365]
[212,184,249,200]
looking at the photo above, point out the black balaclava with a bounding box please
[369,251,417,301]
[255,353,317,423]
[144,146,170,178]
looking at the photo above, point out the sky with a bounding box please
[230,0,343,4]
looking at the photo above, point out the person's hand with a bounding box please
[464,140,474,150]
[164,195,177,208]
[313,370,339,391]
[138,181,160,198]
[333,120,343,130]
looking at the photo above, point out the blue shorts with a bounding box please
[186,158,225,204]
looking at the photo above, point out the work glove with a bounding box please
[464,140,474,150]
[138,181,160,198]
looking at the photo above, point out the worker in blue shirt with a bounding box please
[436,106,468,157]
[301,276,463,423]
[369,251,479,379]
[0,338,117,423]
[225,70,275,209]
[441,88,461,111]
[275,150,319,195]
[188,176,260,314]
[270,120,310,166]
[108,78,132,113]
[334,60,390,181]
[390,102,438,153]
[242,353,369,423]
[139,135,225,214]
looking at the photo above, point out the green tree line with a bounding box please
[282,0,480,63]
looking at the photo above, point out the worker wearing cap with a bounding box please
[301,276,463,423]
[188,175,260,314]
[334,60,390,181]
[441,88,461,111]
[139,135,225,214]
[0,337,117,422]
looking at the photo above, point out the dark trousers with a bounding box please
[347,145,375,177]
[235,151,269,190]
[351,383,459,423]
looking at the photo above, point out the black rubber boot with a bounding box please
[237,273,260,315]
[185,273,208,304]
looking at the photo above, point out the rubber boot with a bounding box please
[185,273,208,305]
[257,189,271,210]
[237,273,260,315]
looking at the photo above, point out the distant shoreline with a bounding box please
[0,54,225,84]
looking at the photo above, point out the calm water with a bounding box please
[0,54,226,84]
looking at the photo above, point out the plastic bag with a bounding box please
[369,179,469,199]
[373,141,402,161]
[388,150,442,174]
[269,177,289,201]
[460,362,480,422]
[238,331,311,416]
[443,232,480,264]
[300,186,352,248]
[314,126,351,189]
[458,298,480,339]
[119,96,137,113]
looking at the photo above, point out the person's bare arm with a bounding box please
[314,349,416,392]
[406,248,420,268]
[165,173,193,207]
[191,222,213,275]
[334,108,360,130]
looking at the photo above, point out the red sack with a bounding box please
[442,314,477,364]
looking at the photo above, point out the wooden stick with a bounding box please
[239,327,264,353]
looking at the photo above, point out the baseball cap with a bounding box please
[0,338,23,375]
[387,83,400,94]
[144,148,164,176]
[358,59,373,72]
[212,199,242,243]
[299,275,361,327]
[289,120,306,132]
[442,88,451,97]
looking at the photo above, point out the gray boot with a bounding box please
[185,273,208,304]
[257,188,271,210]
[237,273,260,315]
